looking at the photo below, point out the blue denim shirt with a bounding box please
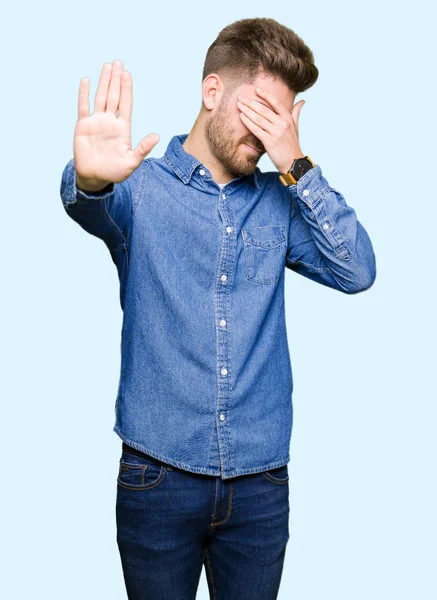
[60,133,376,479]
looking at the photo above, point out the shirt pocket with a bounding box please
[241,225,287,285]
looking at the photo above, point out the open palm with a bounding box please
[73,59,159,187]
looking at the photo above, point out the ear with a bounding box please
[202,73,223,110]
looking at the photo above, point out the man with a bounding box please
[60,17,376,600]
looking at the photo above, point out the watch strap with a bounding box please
[279,155,315,186]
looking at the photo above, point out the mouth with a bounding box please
[243,142,262,154]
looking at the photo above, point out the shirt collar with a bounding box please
[163,133,261,190]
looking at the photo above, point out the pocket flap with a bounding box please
[242,225,286,249]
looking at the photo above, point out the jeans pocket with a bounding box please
[242,225,286,284]
[117,445,167,490]
[262,464,289,484]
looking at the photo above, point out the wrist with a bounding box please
[278,155,316,186]
[277,154,305,174]
[76,172,111,193]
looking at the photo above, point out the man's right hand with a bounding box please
[73,59,159,192]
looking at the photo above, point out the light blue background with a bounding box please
[2,1,436,598]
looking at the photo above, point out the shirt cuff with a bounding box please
[286,164,331,208]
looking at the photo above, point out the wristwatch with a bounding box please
[279,155,316,186]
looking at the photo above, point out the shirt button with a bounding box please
[219,413,225,421]
[323,222,329,230]
[199,169,205,176]
[303,189,310,196]
[222,194,226,199]
[221,367,228,376]
[226,226,232,233]
[221,274,227,282]
[220,319,226,327]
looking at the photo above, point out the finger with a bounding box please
[237,96,278,125]
[94,63,112,113]
[78,77,90,120]
[237,102,273,134]
[291,100,305,129]
[255,88,288,117]
[239,112,266,141]
[132,133,160,167]
[106,58,123,115]
[118,70,133,122]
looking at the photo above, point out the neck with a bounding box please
[182,118,233,185]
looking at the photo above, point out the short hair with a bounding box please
[202,17,319,96]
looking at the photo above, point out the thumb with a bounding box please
[132,133,160,167]
[291,100,305,129]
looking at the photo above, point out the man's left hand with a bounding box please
[236,88,306,173]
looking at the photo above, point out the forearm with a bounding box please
[286,164,376,293]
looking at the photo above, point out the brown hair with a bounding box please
[202,17,319,96]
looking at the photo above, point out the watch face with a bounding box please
[292,157,313,180]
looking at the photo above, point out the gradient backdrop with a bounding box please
[1,1,435,598]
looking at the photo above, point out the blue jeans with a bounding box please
[116,442,290,599]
